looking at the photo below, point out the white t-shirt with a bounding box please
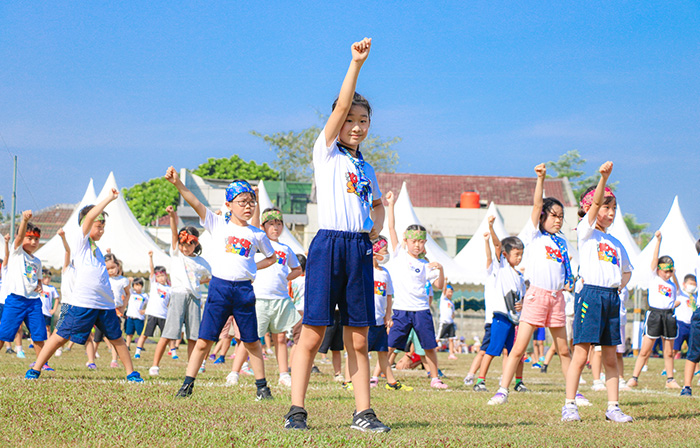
[564,290,575,316]
[389,246,440,312]
[126,292,148,320]
[373,266,394,326]
[145,277,171,319]
[109,275,130,308]
[577,213,633,288]
[520,219,569,291]
[4,245,42,299]
[290,276,305,312]
[60,265,76,306]
[491,255,526,324]
[313,129,382,233]
[439,296,455,324]
[40,284,59,316]
[70,232,115,310]
[675,291,693,325]
[253,241,300,300]
[169,247,211,298]
[483,264,496,324]
[200,208,275,281]
[647,270,677,310]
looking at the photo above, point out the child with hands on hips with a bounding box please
[384,191,447,390]
[561,162,633,423]
[164,167,277,401]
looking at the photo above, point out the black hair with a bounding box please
[696,239,700,255]
[376,235,388,244]
[501,236,525,254]
[296,254,307,272]
[42,267,51,276]
[78,205,109,225]
[657,255,674,267]
[154,265,167,274]
[684,274,697,283]
[104,253,118,264]
[332,92,372,119]
[24,222,41,237]
[406,224,427,232]
[577,185,616,218]
[539,197,564,233]
[132,277,145,287]
[179,226,202,256]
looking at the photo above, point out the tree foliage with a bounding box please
[624,213,652,247]
[546,150,617,201]
[192,155,279,181]
[122,177,179,226]
[251,126,401,182]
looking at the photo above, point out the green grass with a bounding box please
[0,348,697,447]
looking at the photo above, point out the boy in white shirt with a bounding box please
[135,253,171,359]
[674,274,696,359]
[437,285,458,360]
[124,277,148,349]
[39,268,60,334]
[680,250,699,396]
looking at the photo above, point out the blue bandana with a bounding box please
[225,180,255,203]
[548,232,574,290]
[337,142,373,206]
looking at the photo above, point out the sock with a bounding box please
[16,346,22,352]
[515,377,522,385]
[255,378,268,389]
[565,399,575,405]
[183,376,195,386]
[371,376,378,382]
[477,377,485,384]
[497,386,509,395]
[667,377,675,383]
[136,347,143,353]
[607,401,619,410]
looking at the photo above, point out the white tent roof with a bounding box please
[453,203,510,285]
[36,179,98,270]
[608,203,641,260]
[95,172,170,273]
[257,180,305,254]
[380,182,469,285]
[628,196,697,289]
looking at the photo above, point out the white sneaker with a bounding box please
[226,371,240,386]
[148,366,160,376]
[641,365,648,372]
[591,379,606,392]
[579,377,586,385]
[334,373,345,383]
[279,372,292,387]
[575,393,592,407]
[55,348,63,357]
[619,379,631,391]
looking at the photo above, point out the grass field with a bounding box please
[1,346,698,447]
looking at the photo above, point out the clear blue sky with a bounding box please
[1,2,698,238]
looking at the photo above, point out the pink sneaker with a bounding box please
[110,360,119,368]
[448,354,457,360]
[370,377,379,388]
[431,377,448,389]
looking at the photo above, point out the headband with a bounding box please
[404,229,427,241]
[178,230,199,246]
[373,239,388,253]
[225,181,255,202]
[25,230,41,238]
[79,213,105,225]
[658,262,674,271]
[261,209,283,225]
[580,187,616,213]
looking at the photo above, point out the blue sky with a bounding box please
[1,2,698,237]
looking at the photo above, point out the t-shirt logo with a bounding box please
[374,281,387,297]
[345,172,359,196]
[545,246,564,263]
[157,288,168,301]
[24,262,38,282]
[275,251,287,266]
[658,284,672,298]
[597,243,619,265]
[224,236,252,257]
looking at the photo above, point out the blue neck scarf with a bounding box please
[548,232,574,290]
[337,142,373,207]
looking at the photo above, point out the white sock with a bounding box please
[16,346,22,352]
[607,401,619,410]
[497,387,509,395]
[565,399,575,406]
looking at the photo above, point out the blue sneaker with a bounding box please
[661,370,667,376]
[25,369,41,380]
[532,363,542,369]
[681,386,692,396]
[42,364,55,372]
[126,371,144,383]
[28,344,34,349]
[134,352,141,359]
[16,350,26,359]
[86,363,97,370]
[214,356,225,364]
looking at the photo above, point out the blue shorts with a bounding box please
[0,294,47,342]
[0,302,4,321]
[387,309,438,351]
[56,306,122,345]
[674,321,691,351]
[573,284,621,346]
[485,313,516,357]
[44,315,52,328]
[480,323,492,352]
[687,310,700,363]
[368,325,389,352]
[124,317,145,336]
[303,230,374,327]
[534,327,546,341]
[199,277,258,343]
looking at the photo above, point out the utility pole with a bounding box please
[10,155,17,241]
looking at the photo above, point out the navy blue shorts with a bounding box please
[485,313,516,357]
[480,323,492,352]
[675,321,691,351]
[387,309,438,351]
[125,317,145,336]
[199,277,258,343]
[318,310,343,353]
[0,294,47,342]
[303,230,374,327]
[686,309,700,363]
[368,325,389,352]
[533,327,546,341]
[44,315,52,328]
[573,284,621,346]
[56,305,122,345]
[0,302,4,321]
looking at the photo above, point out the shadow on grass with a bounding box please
[634,412,699,421]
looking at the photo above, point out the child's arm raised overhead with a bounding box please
[488,216,501,261]
[57,228,71,272]
[324,38,372,148]
[250,186,261,229]
[531,163,546,227]
[385,191,399,250]
[166,206,179,252]
[3,234,10,268]
[82,189,118,237]
[651,230,661,272]
[148,251,155,278]
[586,161,613,226]
[164,167,207,222]
[483,232,493,270]
[14,210,32,250]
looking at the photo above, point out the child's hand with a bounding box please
[105,248,112,253]
[428,262,443,271]
[166,205,175,215]
[483,232,490,240]
[57,228,65,237]
[515,301,523,312]
[351,38,372,64]
[599,161,613,177]
[109,188,119,201]
[3,234,9,243]
[214,210,223,216]
[385,191,395,205]
[22,210,32,222]
[384,315,393,329]
[165,166,179,184]
[148,251,153,258]
[487,215,496,227]
[139,309,145,315]
[534,163,546,178]
[655,230,662,239]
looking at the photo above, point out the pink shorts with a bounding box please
[520,285,566,328]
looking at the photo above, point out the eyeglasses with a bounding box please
[234,200,257,208]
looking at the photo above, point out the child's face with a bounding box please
[338,105,370,149]
[542,205,564,234]
[445,288,453,299]
[226,192,256,222]
[657,267,674,282]
[133,283,143,293]
[405,238,427,258]
[106,260,119,277]
[595,199,616,231]
[90,221,106,241]
[155,272,168,284]
[263,219,284,241]
[373,247,389,263]
[505,248,524,268]
[684,279,697,294]
[42,274,51,285]
[22,235,40,255]
[180,240,196,257]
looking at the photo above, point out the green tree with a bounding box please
[547,150,617,200]
[192,155,279,181]
[251,125,401,182]
[624,213,652,247]
[122,177,179,226]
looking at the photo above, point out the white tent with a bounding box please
[453,202,510,285]
[257,180,305,254]
[36,179,97,270]
[95,172,170,273]
[628,196,697,289]
[381,182,469,285]
[609,203,641,261]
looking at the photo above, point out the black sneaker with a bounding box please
[540,364,548,374]
[311,366,321,374]
[473,382,488,392]
[175,382,194,398]
[284,406,308,430]
[256,386,273,401]
[5,348,15,354]
[514,382,529,392]
[351,408,390,433]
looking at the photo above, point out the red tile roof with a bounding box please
[0,204,74,244]
[375,173,576,208]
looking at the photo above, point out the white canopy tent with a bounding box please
[609,203,642,262]
[36,179,97,270]
[95,172,170,273]
[628,196,697,289]
[453,202,510,285]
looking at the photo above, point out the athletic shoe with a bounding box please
[28,344,34,349]
[148,366,160,376]
[661,370,667,376]
[310,366,321,374]
[448,354,457,360]
[42,364,55,372]
[473,382,488,392]
[539,356,545,362]
[619,379,631,391]
[256,386,273,401]
[641,365,648,372]
[514,382,528,392]
[626,378,638,388]
[523,356,531,363]
[279,373,292,387]
[86,363,97,370]
[226,372,240,385]
[284,407,308,430]
[110,360,119,368]
[126,372,144,383]
[370,377,379,388]
[605,406,633,423]
[386,380,413,391]
[134,352,141,359]
[561,403,580,422]
[591,379,606,392]
[172,353,179,360]
[666,379,681,389]
[578,377,586,385]
[463,373,475,386]
[681,386,692,396]
[63,347,71,352]
[55,348,62,357]
[167,349,173,356]
[214,356,225,364]
[25,369,41,380]
[176,382,194,398]
[695,369,700,376]
[575,393,591,407]
[531,363,542,369]
[351,408,390,433]
[208,354,216,361]
[488,392,508,405]
[240,363,253,376]
[5,348,15,354]
[342,381,353,390]
[334,373,345,383]
[540,364,548,374]
[430,377,448,389]
[16,350,26,359]
[95,351,101,358]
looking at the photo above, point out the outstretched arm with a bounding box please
[3,234,10,268]
[488,216,501,261]
[82,189,118,237]
[385,191,399,250]
[148,251,155,278]
[250,186,261,228]
[166,206,179,251]
[14,210,32,250]
[324,38,372,148]
[57,229,71,271]
[651,230,661,271]
[531,163,546,227]
[483,232,492,270]
[587,161,613,226]
[164,167,207,221]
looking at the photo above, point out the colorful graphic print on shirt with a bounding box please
[597,242,619,266]
[224,236,252,257]
[157,287,168,301]
[275,250,287,266]
[24,261,38,283]
[345,172,361,197]
[658,284,672,298]
[374,281,387,297]
[545,246,564,263]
